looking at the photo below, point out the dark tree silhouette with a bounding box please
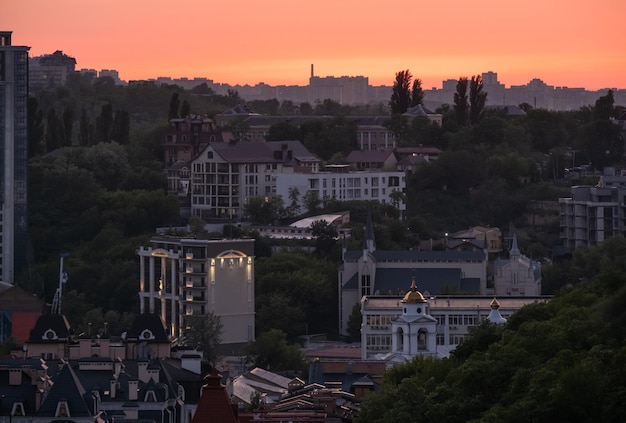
[454,77,469,126]
[470,74,487,125]
[168,92,180,120]
[390,70,413,114]
[411,78,424,107]
[27,97,45,157]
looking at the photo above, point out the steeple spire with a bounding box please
[510,232,520,259]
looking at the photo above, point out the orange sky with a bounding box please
[4,0,626,90]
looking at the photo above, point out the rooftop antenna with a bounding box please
[51,252,69,314]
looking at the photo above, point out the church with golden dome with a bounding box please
[360,275,543,364]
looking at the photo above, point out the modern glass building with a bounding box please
[0,31,30,284]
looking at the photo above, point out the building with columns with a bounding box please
[137,237,255,348]
[360,277,543,365]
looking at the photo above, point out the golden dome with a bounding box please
[401,276,426,304]
[490,297,501,309]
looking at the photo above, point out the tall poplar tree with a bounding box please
[470,74,487,125]
[27,97,45,157]
[389,70,413,114]
[410,78,424,107]
[454,77,469,126]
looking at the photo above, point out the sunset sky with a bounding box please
[4,0,626,90]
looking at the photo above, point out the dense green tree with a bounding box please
[575,119,623,170]
[310,219,338,256]
[524,108,570,152]
[112,110,130,144]
[183,312,224,364]
[245,329,305,373]
[383,114,410,145]
[594,89,615,120]
[255,252,337,336]
[78,107,90,146]
[303,190,321,214]
[266,120,300,141]
[45,108,62,152]
[61,106,74,146]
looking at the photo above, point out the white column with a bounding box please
[160,257,167,324]
[139,254,145,314]
[149,256,155,313]
[170,256,177,337]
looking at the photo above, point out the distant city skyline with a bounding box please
[4,0,626,91]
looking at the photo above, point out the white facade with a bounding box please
[361,291,548,363]
[189,140,406,220]
[275,171,406,213]
[494,234,542,296]
[137,237,255,346]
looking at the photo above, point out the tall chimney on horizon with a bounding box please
[311,64,314,78]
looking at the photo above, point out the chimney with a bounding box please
[128,380,139,400]
[110,379,117,399]
[137,361,149,383]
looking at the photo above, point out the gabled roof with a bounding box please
[37,363,93,417]
[28,314,73,342]
[403,104,437,117]
[208,140,317,165]
[192,370,239,423]
[126,314,169,342]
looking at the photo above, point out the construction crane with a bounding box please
[51,252,69,314]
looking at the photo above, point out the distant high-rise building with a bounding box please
[29,50,76,89]
[0,31,29,284]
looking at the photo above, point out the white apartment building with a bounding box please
[190,140,319,221]
[189,140,407,221]
[274,169,406,213]
[137,237,255,348]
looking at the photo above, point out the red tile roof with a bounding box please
[192,369,239,423]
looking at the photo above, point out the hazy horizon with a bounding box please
[5,0,626,91]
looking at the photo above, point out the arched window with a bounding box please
[418,328,427,350]
[397,328,404,351]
